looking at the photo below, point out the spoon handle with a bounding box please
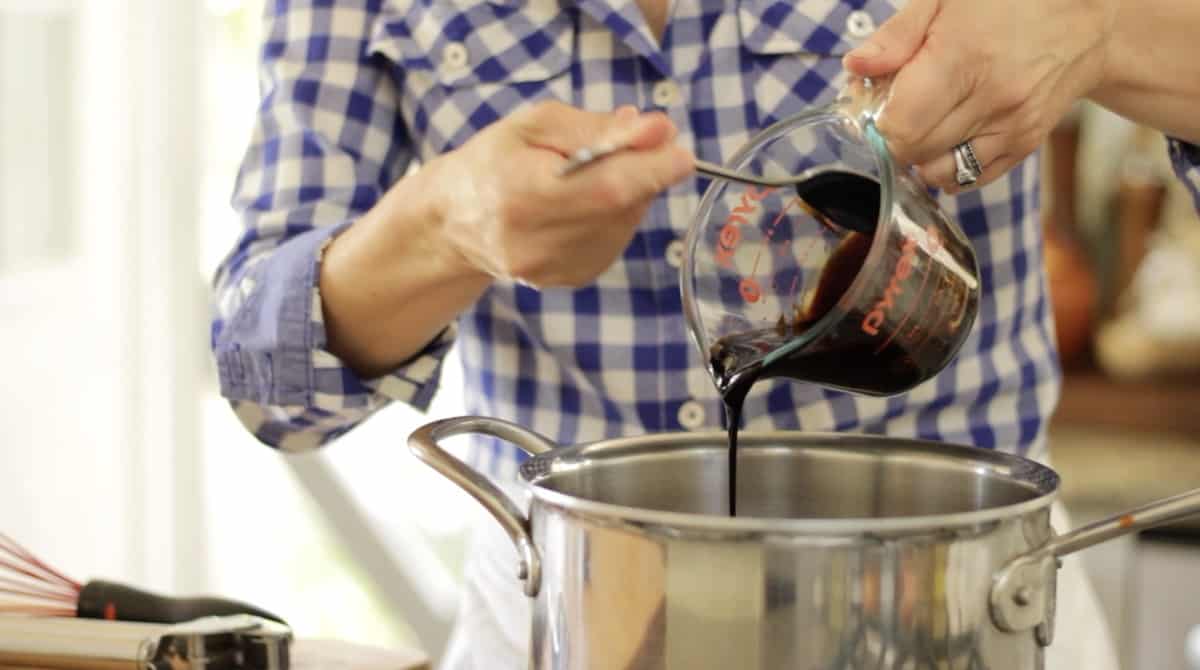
[559,143,793,189]
[693,160,795,189]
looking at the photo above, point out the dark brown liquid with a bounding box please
[792,169,882,234]
[714,171,884,517]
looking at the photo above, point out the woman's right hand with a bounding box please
[427,101,695,288]
[318,101,693,376]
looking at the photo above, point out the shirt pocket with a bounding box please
[738,0,898,126]
[368,0,576,155]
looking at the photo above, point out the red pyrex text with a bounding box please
[861,226,943,336]
[714,186,776,303]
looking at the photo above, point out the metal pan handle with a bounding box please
[991,486,1200,642]
[408,417,558,598]
[1044,487,1200,558]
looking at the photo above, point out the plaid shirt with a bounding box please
[211,0,1200,477]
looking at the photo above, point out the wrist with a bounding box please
[1088,1,1127,99]
[317,163,492,375]
[319,159,494,324]
[418,152,491,282]
[327,159,489,295]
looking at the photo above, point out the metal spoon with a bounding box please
[559,144,879,234]
[560,142,788,187]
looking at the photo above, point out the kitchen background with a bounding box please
[1,1,1198,668]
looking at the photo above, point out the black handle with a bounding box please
[76,579,287,625]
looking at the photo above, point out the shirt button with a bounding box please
[846,11,876,39]
[677,400,707,430]
[652,80,680,107]
[442,42,470,73]
[665,239,685,269]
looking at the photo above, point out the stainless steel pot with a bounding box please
[409,417,1200,669]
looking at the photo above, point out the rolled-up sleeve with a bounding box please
[1168,137,1200,213]
[210,0,454,452]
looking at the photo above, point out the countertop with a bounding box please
[0,637,429,670]
[292,639,429,669]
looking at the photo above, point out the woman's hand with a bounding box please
[843,0,1118,193]
[428,101,694,288]
[320,101,693,376]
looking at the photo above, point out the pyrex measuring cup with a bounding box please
[682,77,981,396]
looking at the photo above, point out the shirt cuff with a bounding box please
[352,322,456,411]
[214,222,455,413]
[1167,137,1200,212]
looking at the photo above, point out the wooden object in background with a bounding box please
[1042,115,1100,367]
[1053,370,1200,436]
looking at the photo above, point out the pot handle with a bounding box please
[991,487,1200,640]
[408,416,558,598]
[1041,487,1200,558]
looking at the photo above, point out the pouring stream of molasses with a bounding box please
[562,145,884,519]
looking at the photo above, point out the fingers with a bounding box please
[843,0,941,76]
[511,100,592,152]
[547,137,695,214]
[612,110,679,152]
[913,131,1011,193]
[513,100,675,156]
[614,104,639,122]
[510,101,693,215]
[892,86,993,167]
[874,40,977,166]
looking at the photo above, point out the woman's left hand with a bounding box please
[843,0,1119,193]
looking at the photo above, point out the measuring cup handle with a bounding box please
[407,417,558,598]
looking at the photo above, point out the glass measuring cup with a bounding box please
[681,77,981,397]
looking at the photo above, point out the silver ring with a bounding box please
[953,141,983,187]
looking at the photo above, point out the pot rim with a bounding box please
[520,431,1060,536]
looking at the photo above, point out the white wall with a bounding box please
[0,0,205,594]
[0,4,129,588]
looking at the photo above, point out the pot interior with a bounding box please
[521,432,1058,522]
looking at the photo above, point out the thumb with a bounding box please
[515,101,673,156]
[843,0,939,77]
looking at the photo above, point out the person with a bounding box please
[210,0,1200,667]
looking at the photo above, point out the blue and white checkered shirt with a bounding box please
[211,0,1200,476]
